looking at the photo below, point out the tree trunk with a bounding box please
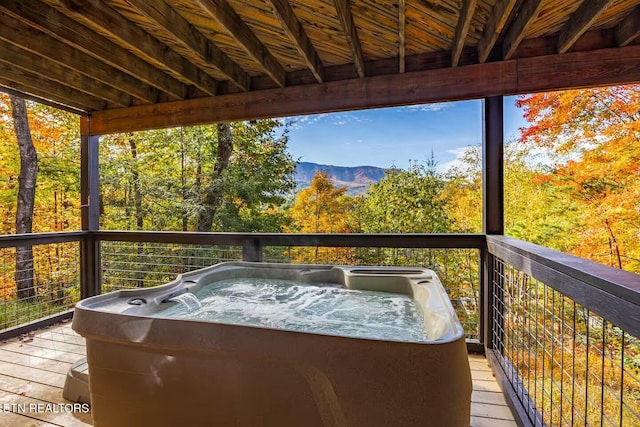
[180,133,188,231]
[11,96,37,300]
[197,123,233,232]
[128,134,145,287]
[128,135,143,230]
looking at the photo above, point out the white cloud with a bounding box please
[400,103,451,113]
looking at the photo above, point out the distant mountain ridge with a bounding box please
[295,162,387,196]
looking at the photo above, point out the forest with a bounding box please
[0,85,639,426]
[1,85,638,273]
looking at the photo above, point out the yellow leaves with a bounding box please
[289,172,353,234]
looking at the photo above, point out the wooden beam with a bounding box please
[0,64,105,112]
[615,6,640,47]
[399,0,406,73]
[85,60,515,134]
[2,0,187,100]
[267,0,324,82]
[0,40,132,107]
[0,84,87,115]
[127,0,250,91]
[85,44,640,136]
[452,0,478,67]
[0,13,159,104]
[333,0,366,78]
[47,0,218,96]
[557,0,614,53]
[501,0,544,60]
[517,44,640,92]
[478,0,518,63]
[195,0,285,87]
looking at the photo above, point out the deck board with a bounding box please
[0,323,517,426]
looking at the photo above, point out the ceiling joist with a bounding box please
[127,0,250,91]
[333,0,366,78]
[268,0,324,82]
[195,0,285,87]
[47,0,218,96]
[399,0,406,73]
[557,0,615,53]
[615,6,640,47]
[0,63,105,112]
[502,0,545,60]
[0,12,159,104]
[1,0,187,100]
[0,83,88,115]
[452,0,478,67]
[478,0,518,63]
[0,40,132,107]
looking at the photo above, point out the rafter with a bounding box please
[195,0,285,87]
[452,0,478,67]
[47,0,218,96]
[501,0,544,60]
[127,0,250,91]
[0,40,132,107]
[0,13,159,104]
[399,0,406,73]
[333,0,365,78]
[0,84,87,115]
[478,0,518,63]
[615,6,640,47]
[557,0,614,54]
[1,0,187,100]
[0,63,105,112]
[267,0,324,82]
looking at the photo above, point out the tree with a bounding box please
[289,172,353,233]
[288,172,355,262]
[356,159,452,233]
[197,123,232,231]
[10,96,37,300]
[517,85,640,272]
[100,119,296,232]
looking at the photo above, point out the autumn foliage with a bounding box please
[517,85,640,271]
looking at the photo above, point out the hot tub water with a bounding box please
[158,278,427,342]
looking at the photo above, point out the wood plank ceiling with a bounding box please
[0,0,638,121]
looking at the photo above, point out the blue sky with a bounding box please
[285,95,529,170]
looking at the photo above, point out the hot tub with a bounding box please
[72,262,472,427]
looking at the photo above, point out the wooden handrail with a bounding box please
[487,235,640,338]
[0,231,87,248]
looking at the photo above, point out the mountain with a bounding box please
[294,162,387,196]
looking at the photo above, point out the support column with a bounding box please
[80,117,101,298]
[481,96,504,351]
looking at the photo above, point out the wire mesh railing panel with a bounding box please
[100,241,243,292]
[0,242,80,331]
[263,246,481,340]
[491,256,640,427]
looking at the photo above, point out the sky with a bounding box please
[285,95,529,171]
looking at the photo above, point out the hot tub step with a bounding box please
[62,357,90,404]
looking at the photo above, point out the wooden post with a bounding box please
[80,117,101,298]
[242,238,263,262]
[482,96,504,351]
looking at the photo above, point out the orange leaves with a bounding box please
[518,84,640,271]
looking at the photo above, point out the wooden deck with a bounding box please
[0,323,516,427]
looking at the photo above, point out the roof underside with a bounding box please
[0,0,639,133]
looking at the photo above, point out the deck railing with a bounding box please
[486,236,640,427]
[0,231,639,427]
[0,232,84,335]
